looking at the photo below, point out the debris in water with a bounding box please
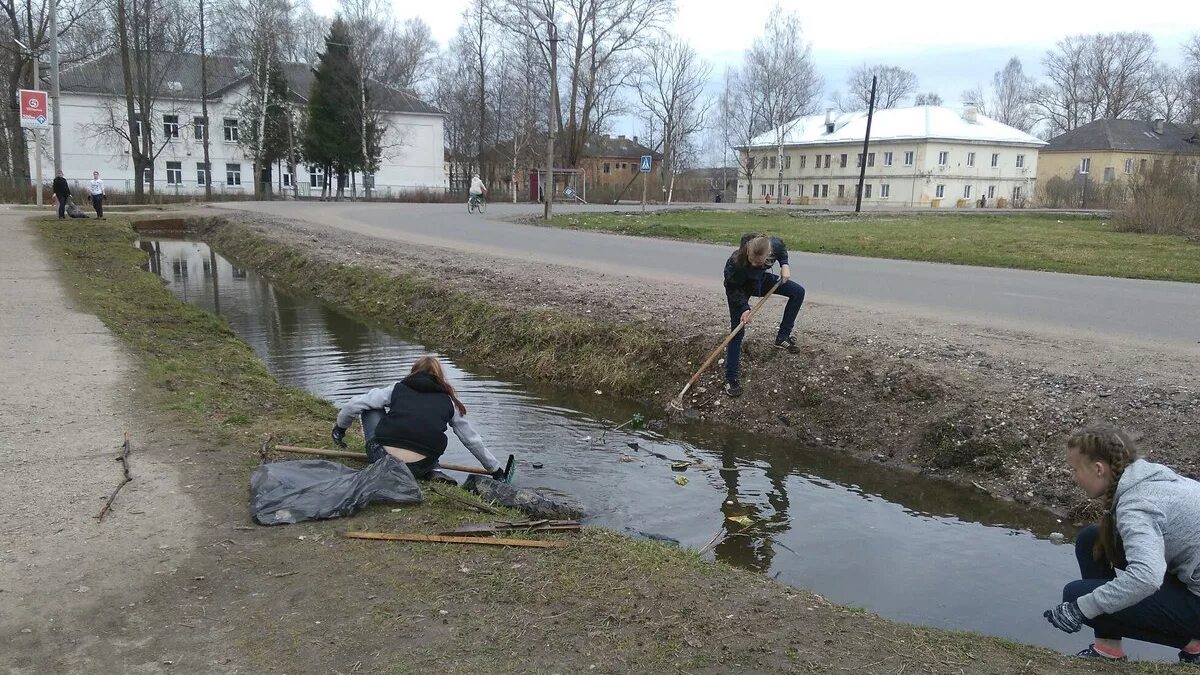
[532,462,544,469]
[726,515,753,527]
[671,462,689,472]
[594,390,603,395]
[626,442,640,451]
[673,475,688,486]
[1049,532,1066,544]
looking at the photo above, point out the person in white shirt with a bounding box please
[468,174,486,203]
[88,171,105,219]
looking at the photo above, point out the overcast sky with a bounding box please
[313,0,1196,137]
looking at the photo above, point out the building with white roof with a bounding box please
[738,105,1046,208]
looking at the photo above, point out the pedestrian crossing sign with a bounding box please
[639,155,652,173]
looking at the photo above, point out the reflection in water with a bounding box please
[139,239,1174,661]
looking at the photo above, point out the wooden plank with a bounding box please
[343,531,563,548]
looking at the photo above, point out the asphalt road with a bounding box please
[216,201,1200,351]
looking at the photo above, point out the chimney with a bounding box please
[617,134,626,140]
[1153,118,1165,134]
[963,105,978,123]
[824,108,835,134]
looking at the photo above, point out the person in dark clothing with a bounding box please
[722,233,806,397]
[52,172,70,219]
[331,356,504,482]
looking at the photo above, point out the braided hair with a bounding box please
[1068,426,1138,568]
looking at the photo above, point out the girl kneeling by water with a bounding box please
[331,356,505,482]
[1043,426,1200,663]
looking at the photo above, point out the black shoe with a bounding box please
[1181,649,1200,665]
[774,335,800,354]
[1074,644,1126,661]
[424,469,458,486]
[724,380,742,397]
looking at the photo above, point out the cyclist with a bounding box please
[469,174,487,208]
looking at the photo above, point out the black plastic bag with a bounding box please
[250,456,422,525]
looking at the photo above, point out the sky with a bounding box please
[313,0,1196,138]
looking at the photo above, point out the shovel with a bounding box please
[667,279,783,411]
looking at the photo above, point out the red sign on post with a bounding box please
[18,89,49,129]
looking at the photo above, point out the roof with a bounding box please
[56,52,443,115]
[1042,119,1200,154]
[746,105,1046,149]
[582,135,660,159]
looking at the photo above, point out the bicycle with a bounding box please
[467,193,486,214]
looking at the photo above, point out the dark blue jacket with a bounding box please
[723,233,789,314]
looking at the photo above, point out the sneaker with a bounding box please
[1181,649,1200,665]
[724,380,742,398]
[1074,644,1126,661]
[774,335,800,354]
[423,469,458,486]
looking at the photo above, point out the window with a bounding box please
[815,155,823,169]
[856,153,862,168]
[799,155,806,169]
[784,155,791,170]
[1016,154,1025,168]
[837,184,845,198]
[1079,157,1091,174]
[963,185,972,198]
[783,183,789,196]
[163,114,179,139]
[797,184,804,196]
[769,156,776,169]
[142,166,151,184]
[991,152,999,167]
[839,154,847,168]
[1124,158,1133,174]
[987,185,995,199]
[904,151,914,166]
[937,151,949,166]
[761,184,768,196]
[966,152,975,167]
[824,154,831,168]
[867,152,875,167]
[133,119,144,139]
[1012,186,1022,201]
[812,183,819,197]
[309,166,325,187]
[223,118,239,142]
[630,163,637,173]
[166,161,182,184]
[1103,167,1115,182]
[880,184,890,198]
[282,170,293,187]
[855,184,861,198]
[883,151,893,166]
[603,162,610,174]
[821,184,828,197]
[864,184,872,198]
[196,162,208,185]
[935,184,945,198]
[226,162,241,186]
[193,116,206,140]
[1140,159,1148,172]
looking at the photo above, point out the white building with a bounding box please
[38,53,445,197]
[738,106,1045,208]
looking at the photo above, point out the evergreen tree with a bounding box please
[303,19,365,198]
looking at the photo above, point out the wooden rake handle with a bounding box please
[669,279,784,407]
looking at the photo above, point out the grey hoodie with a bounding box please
[1076,459,1200,619]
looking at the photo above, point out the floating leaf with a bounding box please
[726,515,753,527]
[673,475,689,486]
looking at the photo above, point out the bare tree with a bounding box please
[989,57,1035,131]
[718,68,757,203]
[635,36,710,203]
[741,4,820,200]
[913,91,943,106]
[1182,33,1200,125]
[1033,32,1158,135]
[491,29,546,201]
[842,63,916,110]
[1139,64,1189,123]
[1031,34,1090,134]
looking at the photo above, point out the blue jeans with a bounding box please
[358,408,437,477]
[1062,524,1200,648]
[725,273,805,382]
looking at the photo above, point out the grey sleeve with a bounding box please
[335,384,394,430]
[449,410,500,472]
[1075,498,1168,619]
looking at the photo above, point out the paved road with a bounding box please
[216,201,1200,350]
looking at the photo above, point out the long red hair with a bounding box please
[411,356,467,416]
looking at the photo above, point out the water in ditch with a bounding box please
[140,238,1176,661]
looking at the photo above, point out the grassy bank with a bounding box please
[32,215,1169,673]
[546,210,1200,283]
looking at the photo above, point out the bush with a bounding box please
[1114,157,1200,239]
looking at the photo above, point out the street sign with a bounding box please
[639,155,652,173]
[18,89,49,129]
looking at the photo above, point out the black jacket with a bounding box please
[372,372,456,459]
[723,233,789,314]
[52,176,70,198]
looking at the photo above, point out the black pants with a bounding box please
[90,194,103,218]
[56,194,68,218]
[1063,524,1200,648]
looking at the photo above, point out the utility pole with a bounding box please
[199,0,213,200]
[854,75,877,213]
[28,46,42,206]
[543,20,559,220]
[49,0,61,176]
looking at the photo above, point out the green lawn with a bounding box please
[546,210,1200,283]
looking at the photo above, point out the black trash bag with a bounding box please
[250,456,422,525]
[66,197,89,218]
[463,474,584,520]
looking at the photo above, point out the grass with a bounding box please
[32,215,1178,674]
[546,210,1200,283]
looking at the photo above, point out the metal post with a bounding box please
[543,21,558,220]
[855,75,877,213]
[641,162,647,212]
[32,55,42,206]
[49,0,62,176]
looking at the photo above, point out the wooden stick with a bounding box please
[96,433,133,522]
[343,531,563,548]
[667,279,784,410]
[438,462,489,476]
[275,444,367,460]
